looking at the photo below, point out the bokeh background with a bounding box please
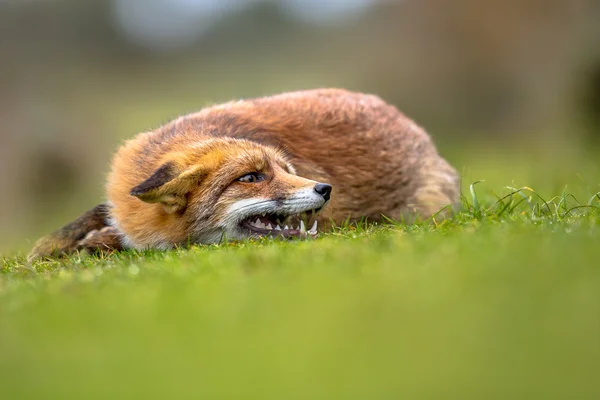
[1,0,600,253]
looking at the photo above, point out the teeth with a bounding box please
[248,214,319,234]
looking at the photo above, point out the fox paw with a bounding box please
[76,226,123,255]
[28,236,71,262]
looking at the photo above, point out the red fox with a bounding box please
[28,89,460,260]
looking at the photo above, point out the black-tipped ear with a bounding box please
[130,161,204,213]
[130,162,177,199]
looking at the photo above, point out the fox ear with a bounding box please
[130,162,204,213]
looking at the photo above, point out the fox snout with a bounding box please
[313,183,332,202]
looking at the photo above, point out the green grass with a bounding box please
[1,186,600,399]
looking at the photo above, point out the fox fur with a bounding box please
[28,89,460,260]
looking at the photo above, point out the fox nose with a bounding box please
[314,183,332,201]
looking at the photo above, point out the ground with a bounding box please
[1,149,600,399]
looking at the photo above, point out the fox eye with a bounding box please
[237,173,265,183]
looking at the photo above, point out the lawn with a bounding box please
[1,153,600,399]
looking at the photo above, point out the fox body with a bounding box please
[29,89,459,259]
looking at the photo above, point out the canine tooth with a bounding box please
[309,220,318,233]
[266,223,273,230]
[284,225,289,230]
[300,220,306,233]
[275,225,281,230]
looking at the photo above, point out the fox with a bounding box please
[28,88,460,260]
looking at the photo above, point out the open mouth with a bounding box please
[240,211,321,239]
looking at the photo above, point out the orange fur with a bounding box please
[29,88,460,258]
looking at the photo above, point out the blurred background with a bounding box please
[1,0,600,252]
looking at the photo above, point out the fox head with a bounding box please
[109,138,331,249]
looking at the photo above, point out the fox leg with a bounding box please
[74,226,123,256]
[28,203,122,261]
